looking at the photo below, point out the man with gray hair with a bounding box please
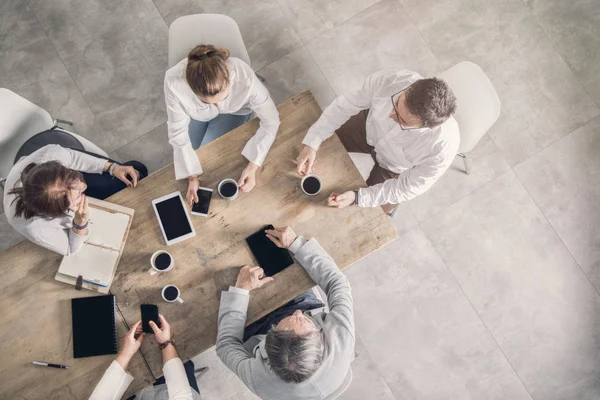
[216,226,354,400]
[296,70,460,213]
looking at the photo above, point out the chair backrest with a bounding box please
[168,14,251,69]
[438,61,500,154]
[0,88,54,179]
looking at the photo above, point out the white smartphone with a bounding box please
[191,187,213,217]
[152,191,196,245]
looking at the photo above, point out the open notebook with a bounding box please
[56,198,134,291]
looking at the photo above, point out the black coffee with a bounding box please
[164,286,179,301]
[302,176,321,194]
[155,253,171,270]
[220,182,238,198]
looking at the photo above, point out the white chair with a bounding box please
[324,368,353,400]
[438,61,501,174]
[0,88,108,186]
[168,14,264,81]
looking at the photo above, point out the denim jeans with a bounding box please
[188,113,251,150]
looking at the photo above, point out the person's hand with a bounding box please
[150,314,172,344]
[186,176,200,206]
[296,146,317,176]
[238,162,259,192]
[265,226,298,249]
[235,265,274,292]
[74,194,89,226]
[113,164,141,188]
[327,191,356,209]
[116,320,144,369]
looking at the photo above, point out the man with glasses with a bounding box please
[296,70,459,213]
[216,226,354,400]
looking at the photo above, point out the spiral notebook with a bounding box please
[71,295,118,358]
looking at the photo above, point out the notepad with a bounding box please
[71,295,118,358]
[57,202,132,288]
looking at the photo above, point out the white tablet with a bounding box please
[152,191,196,246]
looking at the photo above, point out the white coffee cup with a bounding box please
[218,178,239,200]
[148,251,174,275]
[301,174,322,196]
[162,285,184,303]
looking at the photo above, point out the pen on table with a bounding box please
[32,361,69,369]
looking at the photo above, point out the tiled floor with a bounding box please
[2,0,599,398]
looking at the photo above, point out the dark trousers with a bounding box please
[243,290,325,340]
[72,149,148,200]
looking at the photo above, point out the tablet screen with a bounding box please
[155,196,193,241]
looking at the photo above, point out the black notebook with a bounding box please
[246,225,294,277]
[71,295,118,358]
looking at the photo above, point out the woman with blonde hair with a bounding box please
[164,44,280,205]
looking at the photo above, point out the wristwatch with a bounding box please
[354,190,359,205]
[108,162,118,176]
[158,334,175,350]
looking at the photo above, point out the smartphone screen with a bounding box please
[141,304,159,334]
[192,187,213,216]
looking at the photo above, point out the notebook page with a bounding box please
[86,206,130,251]
[58,245,118,287]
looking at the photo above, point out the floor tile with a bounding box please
[408,135,511,223]
[346,227,532,400]
[114,123,172,175]
[400,0,600,166]
[524,0,600,107]
[0,39,114,153]
[0,0,47,57]
[190,346,260,400]
[421,171,600,400]
[514,116,600,293]
[0,214,24,253]
[257,46,337,110]
[275,0,334,43]
[339,335,396,400]
[152,0,303,70]
[306,0,439,96]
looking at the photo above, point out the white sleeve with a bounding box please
[26,223,87,256]
[163,358,194,400]
[89,361,134,400]
[241,77,281,166]
[358,150,454,207]
[37,144,106,174]
[302,70,388,150]
[165,78,203,180]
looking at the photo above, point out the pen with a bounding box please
[32,361,69,369]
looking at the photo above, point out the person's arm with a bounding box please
[39,144,106,174]
[301,70,389,150]
[357,145,455,207]
[164,77,203,181]
[89,321,144,400]
[150,315,194,400]
[216,266,273,392]
[240,76,281,167]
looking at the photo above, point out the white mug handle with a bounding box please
[176,297,184,304]
[148,268,157,276]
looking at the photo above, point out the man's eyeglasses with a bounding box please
[391,85,421,131]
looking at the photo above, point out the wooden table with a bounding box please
[0,91,398,397]
[108,91,398,376]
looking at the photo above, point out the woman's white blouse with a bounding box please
[164,57,281,180]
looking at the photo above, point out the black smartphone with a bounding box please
[191,187,213,216]
[141,304,160,334]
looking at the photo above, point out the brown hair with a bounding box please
[405,78,457,128]
[8,161,84,220]
[186,44,231,97]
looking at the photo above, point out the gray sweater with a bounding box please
[216,237,355,400]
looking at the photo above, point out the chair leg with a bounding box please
[0,177,6,190]
[256,73,266,83]
[54,118,74,126]
[457,153,471,175]
[388,204,400,218]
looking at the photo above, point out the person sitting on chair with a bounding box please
[216,226,354,400]
[296,70,459,214]
[164,44,280,206]
[3,144,147,256]
[90,314,204,400]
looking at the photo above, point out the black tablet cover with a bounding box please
[246,225,294,276]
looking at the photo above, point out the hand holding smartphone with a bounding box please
[141,304,160,334]
[191,187,213,216]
